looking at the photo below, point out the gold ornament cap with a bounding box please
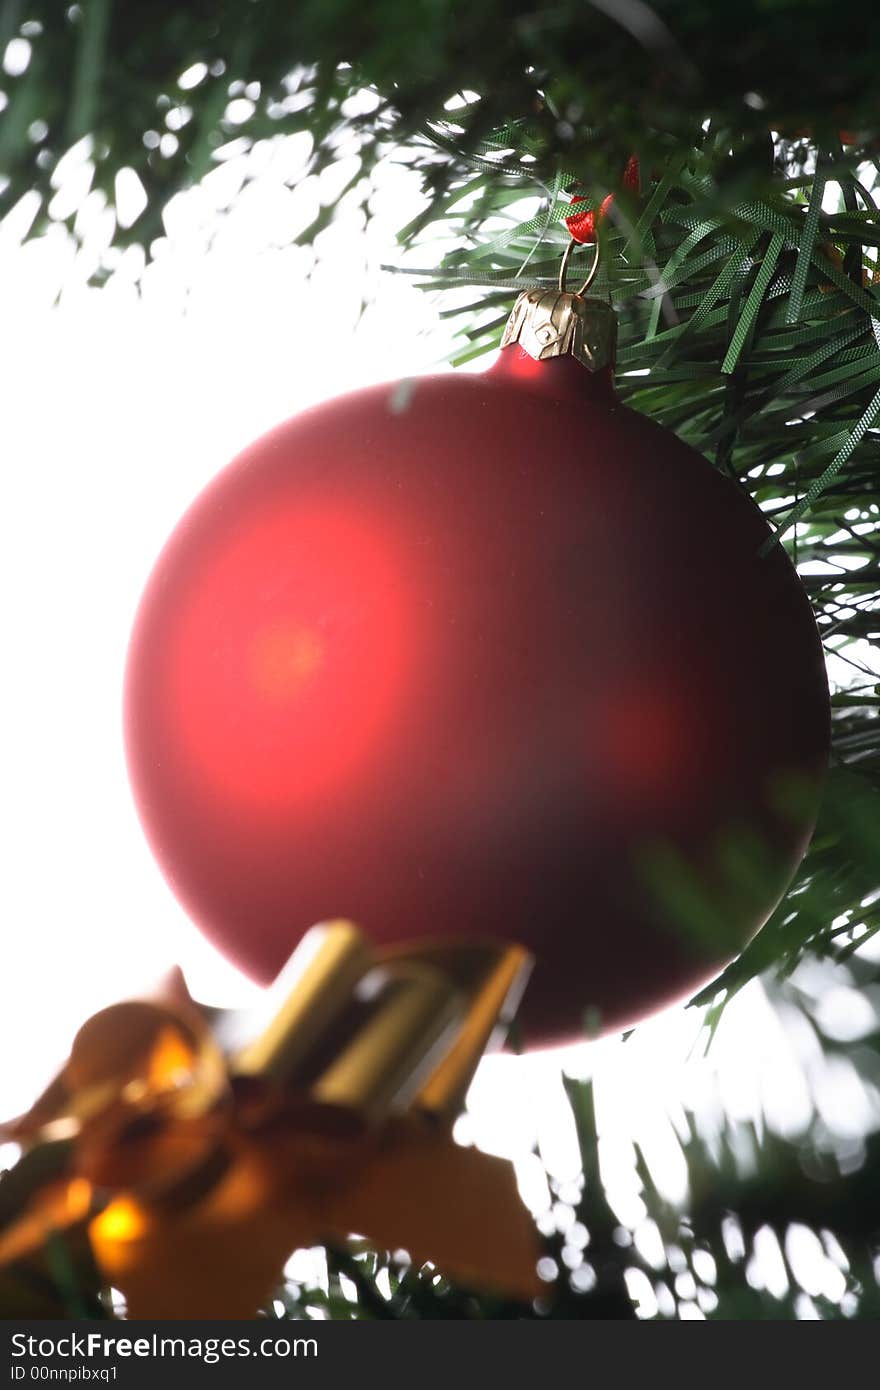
[500,288,617,373]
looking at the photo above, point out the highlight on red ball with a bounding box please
[156,504,410,808]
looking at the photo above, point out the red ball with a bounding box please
[124,347,829,1045]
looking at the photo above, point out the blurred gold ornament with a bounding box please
[0,922,540,1316]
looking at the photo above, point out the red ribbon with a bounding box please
[565,156,640,244]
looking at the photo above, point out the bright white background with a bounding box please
[1,116,877,1314]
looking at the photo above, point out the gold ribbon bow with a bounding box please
[0,923,541,1317]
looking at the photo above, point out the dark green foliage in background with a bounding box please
[3,0,880,1319]
[1,0,878,250]
[5,1,880,268]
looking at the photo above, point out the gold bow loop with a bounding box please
[0,923,541,1317]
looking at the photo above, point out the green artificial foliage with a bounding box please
[2,0,880,1320]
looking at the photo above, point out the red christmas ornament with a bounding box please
[124,278,829,1046]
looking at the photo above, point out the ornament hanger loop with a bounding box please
[558,236,601,297]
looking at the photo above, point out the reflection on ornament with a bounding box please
[165,505,410,806]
